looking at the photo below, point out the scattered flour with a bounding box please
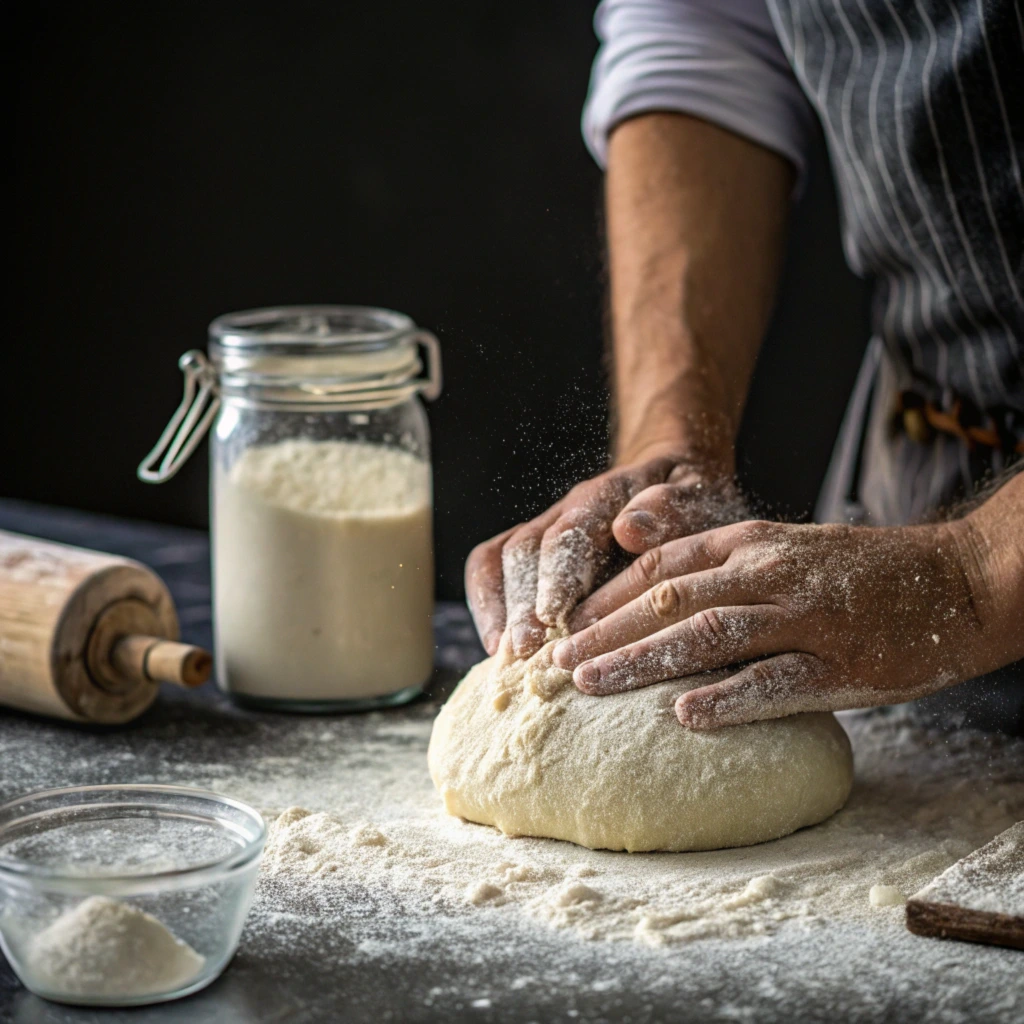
[869,885,907,908]
[250,709,1023,949]
[3,675,1022,1022]
[465,882,504,906]
[24,896,204,999]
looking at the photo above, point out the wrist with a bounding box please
[611,339,740,474]
[944,512,1024,677]
[614,413,735,477]
[615,438,735,478]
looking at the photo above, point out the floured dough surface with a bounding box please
[428,638,854,852]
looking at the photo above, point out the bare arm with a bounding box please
[606,112,793,472]
[467,113,796,656]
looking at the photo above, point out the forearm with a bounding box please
[605,113,794,467]
[954,469,1024,676]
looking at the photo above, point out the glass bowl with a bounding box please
[0,785,265,1007]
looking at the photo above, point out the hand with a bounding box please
[464,444,746,659]
[552,518,996,728]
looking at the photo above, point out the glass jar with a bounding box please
[140,305,442,712]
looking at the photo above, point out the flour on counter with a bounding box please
[869,885,907,907]
[4,695,1023,1023]
[24,896,204,999]
[250,710,1023,948]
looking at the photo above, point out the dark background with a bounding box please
[7,1,869,600]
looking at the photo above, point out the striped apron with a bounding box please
[767,0,1024,732]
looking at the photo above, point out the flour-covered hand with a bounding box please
[552,514,1016,729]
[465,445,745,659]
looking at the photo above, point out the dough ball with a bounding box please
[428,640,853,853]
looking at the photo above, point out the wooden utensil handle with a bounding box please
[111,636,213,689]
[0,530,203,722]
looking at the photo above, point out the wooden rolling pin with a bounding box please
[0,530,212,724]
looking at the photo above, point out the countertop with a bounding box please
[0,501,1021,1024]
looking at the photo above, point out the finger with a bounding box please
[502,508,563,659]
[613,479,748,554]
[535,509,617,628]
[571,605,793,696]
[553,567,751,670]
[567,532,724,633]
[534,457,692,626]
[675,652,828,729]
[465,528,516,655]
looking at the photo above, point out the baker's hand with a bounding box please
[551,518,993,728]
[465,444,746,658]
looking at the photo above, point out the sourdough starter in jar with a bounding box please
[213,439,433,703]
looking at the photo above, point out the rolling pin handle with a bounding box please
[111,635,213,689]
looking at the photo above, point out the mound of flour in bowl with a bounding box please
[25,896,204,999]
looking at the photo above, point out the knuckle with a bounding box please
[603,473,634,503]
[502,531,540,562]
[549,507,614,551]
[746,654,816,695]
[567,479,630,523]
[633,546,664,586]
[737,519,774,544]
[689,607,729,645]
[745,658,779,688]
[789,652,821,684]
[684,536,712,566]
[704,527,738,562]
[465,543,486,576]
[466,542,498,587]
[646,580,683,620]
[547,514,588,547]
[565,476,600,504]
[584,623,609,653]
[468,533,499,562]
[700,537,726,570]
[539,520,565,552]
[541,524,598,583]
[718,520,779,566]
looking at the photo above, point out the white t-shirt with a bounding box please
[582,0,815,190]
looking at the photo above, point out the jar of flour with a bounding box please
[139,306,441,710]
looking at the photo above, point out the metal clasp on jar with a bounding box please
[138,351,220,483]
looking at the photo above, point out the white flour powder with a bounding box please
[248,709,1023,948]
[213,439,433,702]
[3,691,1021,1021]
[24,896,204,999]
